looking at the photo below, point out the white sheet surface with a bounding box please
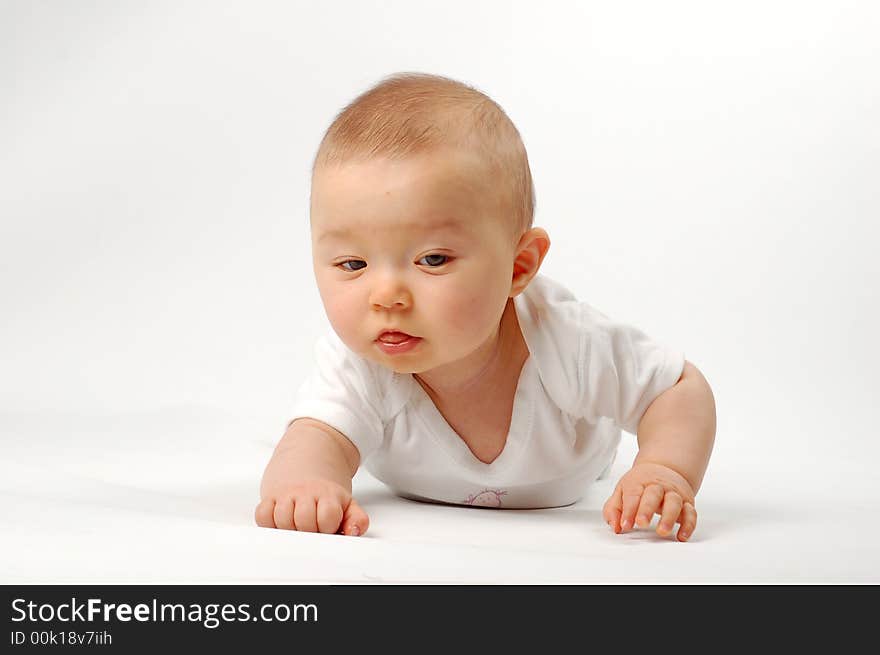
[2,406,876,584]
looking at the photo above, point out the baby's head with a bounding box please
[308,72,550,374]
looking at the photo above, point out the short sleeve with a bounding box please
[286,331,386,460]
[578,305,686,435]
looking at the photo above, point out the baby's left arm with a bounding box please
[602,360,716,541]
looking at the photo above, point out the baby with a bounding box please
[256,72,716,542]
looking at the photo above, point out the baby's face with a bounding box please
[310,150,518,374]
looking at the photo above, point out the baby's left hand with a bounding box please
[602,462,697,541]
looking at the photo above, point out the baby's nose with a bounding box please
[369,277,412,309]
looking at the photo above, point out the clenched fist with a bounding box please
[255,479,369,536]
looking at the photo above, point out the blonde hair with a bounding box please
[311,72,535,239]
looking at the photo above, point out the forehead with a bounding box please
[310,151,493,240]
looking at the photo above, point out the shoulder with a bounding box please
[517,274,671,416]
[514,274,589,414]
[515,274,587,353]
[311,329,413,420]
[515,273,596,350]
[517,274,657,357]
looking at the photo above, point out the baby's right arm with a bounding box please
[254,418,370,536]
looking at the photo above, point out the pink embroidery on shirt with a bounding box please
[463,489,508,507]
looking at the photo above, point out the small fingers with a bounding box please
[272,497,294,530]
[677,502,697,541]
[602,485,623,533]
[656,492,683,537]
[620,485,644,532]
[255,499,276,528]
[316,496,345,534]
[339,498,370,537]
[293,497,319,533]
[635,484,665,528]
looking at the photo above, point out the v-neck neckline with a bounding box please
[408,295,536,476]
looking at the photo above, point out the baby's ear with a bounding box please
[511,227,551,295]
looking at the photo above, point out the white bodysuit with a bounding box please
[286,274,685,509]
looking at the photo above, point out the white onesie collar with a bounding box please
[401,282,542,478]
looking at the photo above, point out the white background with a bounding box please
[2,1,879,583]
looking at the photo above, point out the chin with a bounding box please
[360,349,413,373]
[379,356,433,376]
[383,359,423,375]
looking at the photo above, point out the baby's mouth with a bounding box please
[377,331,415,344]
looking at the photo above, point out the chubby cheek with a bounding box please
[317,282,364,350]
[436,283,505,352]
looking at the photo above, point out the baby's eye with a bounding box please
[337,260,367,272]
[417,254,450,267]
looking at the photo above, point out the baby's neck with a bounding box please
[414,299,528,400]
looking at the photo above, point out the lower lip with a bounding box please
[375,336,422,355]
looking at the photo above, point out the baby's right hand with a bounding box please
[254,479,369,536]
